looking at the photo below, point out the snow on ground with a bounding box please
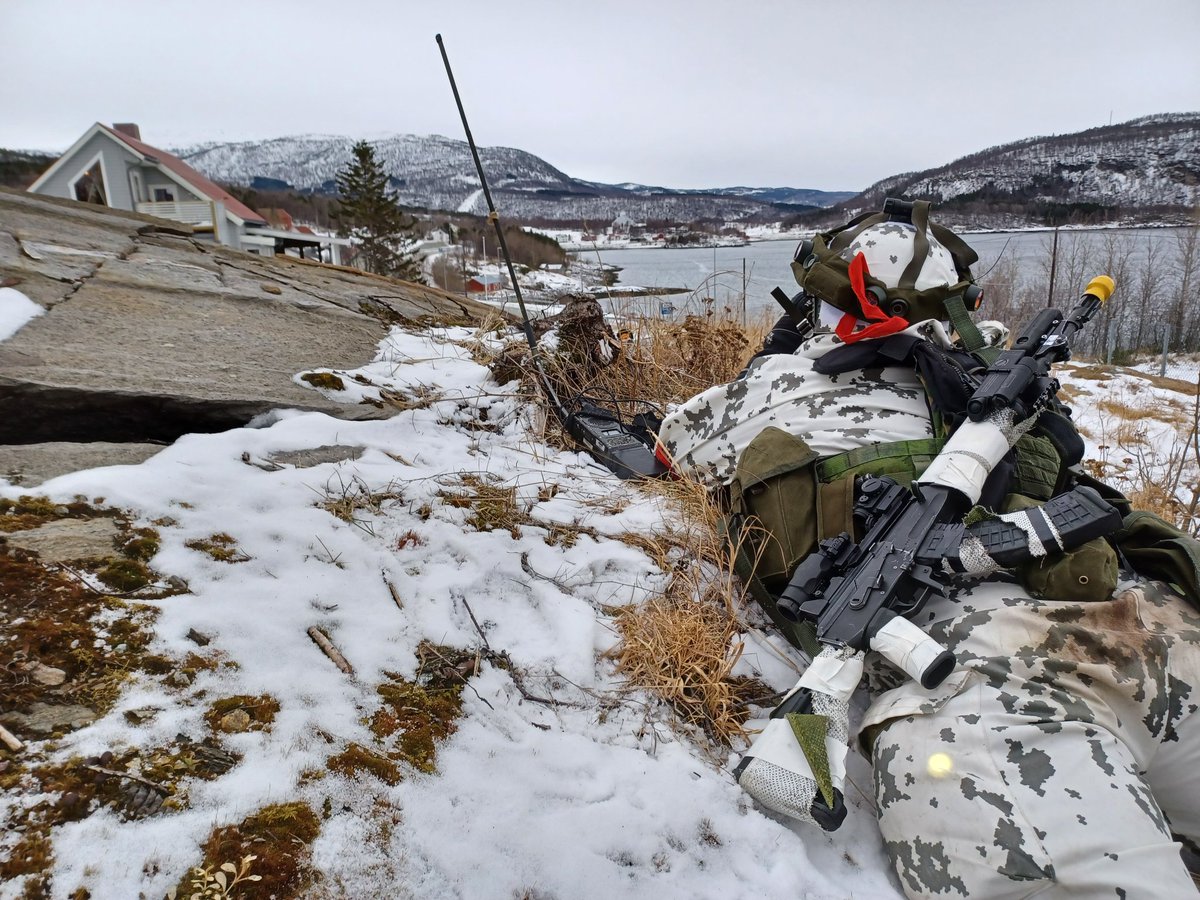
[0,288,44,341]
[0,323,900,899]
[1059,362,1200,530]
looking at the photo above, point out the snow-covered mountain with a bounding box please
[174,134,841,223]
[174,113,1199,226]
[830,113,1200,224]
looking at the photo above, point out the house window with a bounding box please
[153,186,176,202]
[72,163,107,205]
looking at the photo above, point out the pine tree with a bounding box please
[334,140,422,281]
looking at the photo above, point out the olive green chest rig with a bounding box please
[723,341,1081,654]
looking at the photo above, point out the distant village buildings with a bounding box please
[27,123,350,264]
[465,273,506,295]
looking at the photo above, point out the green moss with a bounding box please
[119,527,161,562]
[184,533,249,563]
[96,558,153,591]
[0,495,60,517]
[175,802,321,900]
[139,654,173,675]
[300,372,345,391]
[326,743,402,785]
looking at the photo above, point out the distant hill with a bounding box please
[172,134,844,224]
[0,149,55,190]
[818,113,1200,227]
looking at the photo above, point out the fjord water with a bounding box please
[593,227,1189,317]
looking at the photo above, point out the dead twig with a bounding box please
[520,551,574,593]
[307,626,354,675]
[459,596,582,709]
[50,563,144,598]
[384,576,404,611]
[460,596,492,652]
[421,643,495,711]
[81,763,163,791]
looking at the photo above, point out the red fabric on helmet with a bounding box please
[834,253,910,344]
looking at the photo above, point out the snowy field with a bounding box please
[3,282,1198,899]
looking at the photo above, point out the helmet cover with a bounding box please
[838,222,959,291]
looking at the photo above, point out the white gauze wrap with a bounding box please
[871,615,956,686]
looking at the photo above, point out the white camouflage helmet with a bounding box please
[838,221,959,291]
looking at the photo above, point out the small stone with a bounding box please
[123,707,160,724]
[19,661,67,686]
[217,709,251,733]
[167,671,191,688]
[185,627,211,646]
[167,575,188,591]
[0,702,96,735]
[261,283,283,295]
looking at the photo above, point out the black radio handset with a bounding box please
[436,35,667,480]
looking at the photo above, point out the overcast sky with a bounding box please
[2,0,1197,192]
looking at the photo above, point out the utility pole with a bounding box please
[1046,226,1060,307]
[742,257,747,327]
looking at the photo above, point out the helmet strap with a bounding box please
[944,293,1000,363]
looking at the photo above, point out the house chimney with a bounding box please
[113,123,141,140]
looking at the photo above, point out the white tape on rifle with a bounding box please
[917,417,1011,503]
[798,648,865,702]
[872,616,956,687]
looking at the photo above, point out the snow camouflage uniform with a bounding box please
[659,320,1200,898]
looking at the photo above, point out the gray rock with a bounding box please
[16,661,67,686]
[0,441,165,486]
[0,516,120,562]
[0,702,96,735]
[217,709,252,733]
[0,188,501,446]
[268,444,364,468]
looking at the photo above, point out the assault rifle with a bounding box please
[735,276,1119,831]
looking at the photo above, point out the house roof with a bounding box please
[97,124,266,225]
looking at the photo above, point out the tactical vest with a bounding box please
[722,335,1107,655]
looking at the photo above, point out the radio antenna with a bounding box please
[435,34,666,481]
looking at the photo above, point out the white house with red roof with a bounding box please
[28,123,348,264]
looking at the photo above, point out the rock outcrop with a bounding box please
[0,188,499,483]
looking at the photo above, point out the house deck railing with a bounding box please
[135,200,215,227]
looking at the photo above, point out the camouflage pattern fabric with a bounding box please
[660,326,1200,896]
[862,578,1200,897]
[658,327,934,487]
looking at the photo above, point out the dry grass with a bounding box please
[606,476,770,745]
[437,473,529,538]
[567,312,770,413]
[468,310,780,743]
[484,309,771,445]
[1084,375,1200,534]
